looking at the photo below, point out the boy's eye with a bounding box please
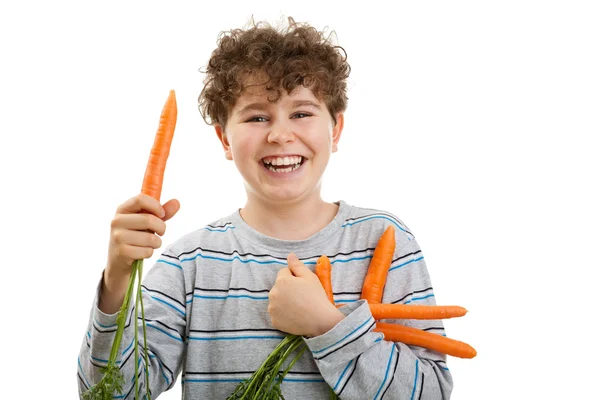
[293,112,311,119]
[246,116,268,123]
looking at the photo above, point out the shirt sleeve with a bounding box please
[303,236,454,400]
[77,250,187,399]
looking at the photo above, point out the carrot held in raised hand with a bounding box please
[370,303,467,320]
[315,255,334,304]
[361,225,395,303]
[374,322,477,359]
[142,89,178,201]
[83,90,178,400]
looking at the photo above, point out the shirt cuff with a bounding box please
[303,300,378,357]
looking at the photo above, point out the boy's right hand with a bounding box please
[99,194,180,314]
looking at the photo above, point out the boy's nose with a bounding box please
[267,120,296,144]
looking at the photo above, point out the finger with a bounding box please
[287,253,309,277]
[118,244,155,261]
[113,229,162,249]
[161,198,180,222]
[112,213,167,236]
[277,266,292,278]
[117,194,165,218]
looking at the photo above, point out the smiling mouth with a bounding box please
[261,156,306,173]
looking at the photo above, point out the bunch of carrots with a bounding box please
[83,90,178,400]
[229,227,477,399]
[316,225,477,359]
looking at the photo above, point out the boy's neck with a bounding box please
[239,195,339,241]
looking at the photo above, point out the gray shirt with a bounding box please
[77,200,453,399]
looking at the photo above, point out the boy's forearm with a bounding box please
[98,268,130,314]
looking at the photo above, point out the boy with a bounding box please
[78,17,453,399]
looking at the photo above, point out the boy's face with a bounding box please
[215,85,343,206]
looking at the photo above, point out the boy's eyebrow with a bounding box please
[236,100,322,115]
[236,102,269,116]
[291,100,321,109]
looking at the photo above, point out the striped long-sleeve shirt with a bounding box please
[77,200,453,399]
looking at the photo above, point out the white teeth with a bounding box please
[266,163,302,173]
[263,156,303,166]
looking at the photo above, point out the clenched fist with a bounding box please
[268,253,344,337]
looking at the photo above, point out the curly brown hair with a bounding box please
[198,17,350,128]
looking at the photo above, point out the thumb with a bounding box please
[287,253,309,277]
[161,199,181,221]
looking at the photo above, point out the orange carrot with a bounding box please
[315,254,467,318]
[361,225,395,303]
[141,89,177,202]
[370,303,467,320]
[316,255,334,305]
[374,322,477,359]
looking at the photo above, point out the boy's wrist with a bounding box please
[309,305,345,337]
[99,267,130,314]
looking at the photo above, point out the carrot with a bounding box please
[361,225,395,303]
[141,89,178,201]
[313,246,476,359]
[316,254,467,319]
[374,322,477,359]
[83,90,178,400]
[315,255,334,304]
[370,303,467,320]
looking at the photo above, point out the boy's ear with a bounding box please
[332,113,344,153]
[215,124,233,160]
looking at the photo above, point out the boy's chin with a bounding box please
[257,186,312,205]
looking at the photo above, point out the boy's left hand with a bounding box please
[268,253,345,337]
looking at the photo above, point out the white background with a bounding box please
[1,1,599,399]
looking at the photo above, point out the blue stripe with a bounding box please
[188,335,284,341]
[342,216,410,235]
[179,252,372,267]
[410,359,419,400]
[78,357,90,388]
[131,356,143,382]
[312,317,373,354]
[404,294,435,304]
[183,377,324,383]
[91,355,121,365]
[157,259,183,270]
[333,360,353,391]
[331,255,372,264]
[122,337,134,355]
[181,253,287,266]
[147,323,184,342]
[335,299,358,304]
[94,318,117,329]
[373,346,395,400]
[148,354,170,384]
[193,294,269,300]
[389,256,424,272]
[204,226,235,232]
[142,290,186,317]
